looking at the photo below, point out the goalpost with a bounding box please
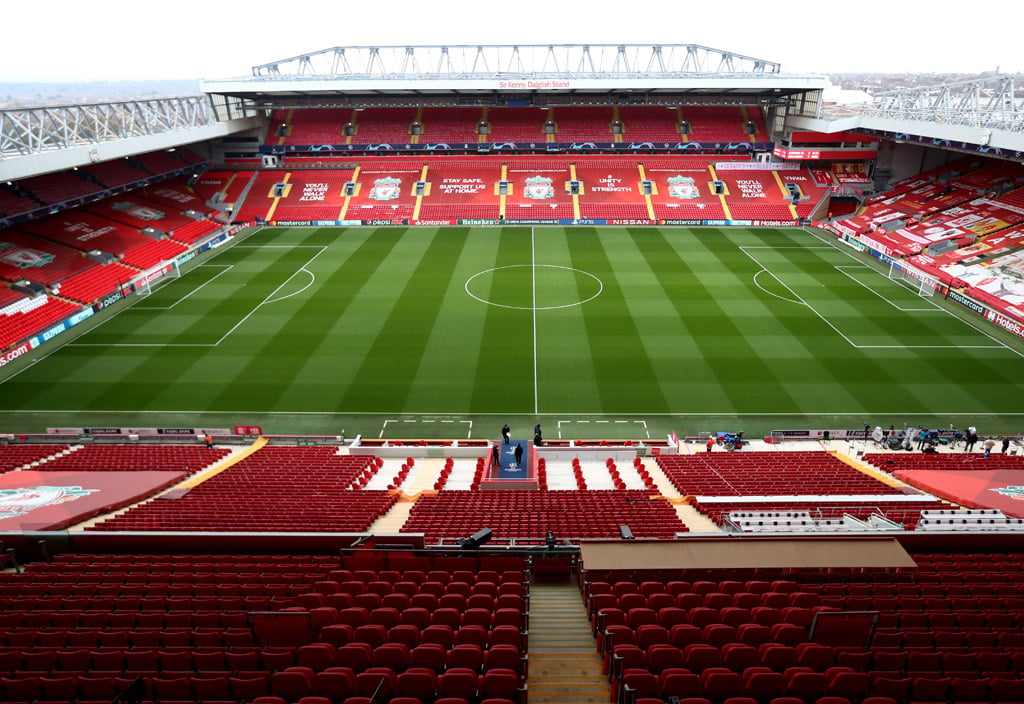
[888,262,937,298]
[133,260,181,298]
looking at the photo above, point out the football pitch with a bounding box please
[1,225,1022,439]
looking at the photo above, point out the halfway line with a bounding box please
[532,226,539,415]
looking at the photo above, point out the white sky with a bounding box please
[2,0,1021,82]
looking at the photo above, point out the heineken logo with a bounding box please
[0,485,98,519]
[0,242,55,269]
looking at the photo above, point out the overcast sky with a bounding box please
[2,0,1021,82]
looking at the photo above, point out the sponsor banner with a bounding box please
[415,220,458,226]
[986,310,1024,340]
[947,289,989,316]
[268,141,775,154]
[234,425,264,436]
[68,308,95,326]
[503,219,561,225]
[133,264,174,289]
[608,219,656,226]
[773,147,878,160]
[38,322,68,343]
[567,219,605,225]
[176,249,200,267]
[363,220,409,226]
[0,341,34,367]
[715,162,801,172]
[660,219,706,226]
[45,427,232,436]
[751,220,799,227]
[704,220,754,227]
[271,220,314,226]
[458,219,501,225]
[93,292,122,312]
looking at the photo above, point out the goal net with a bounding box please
[888,262,937,298]
[133,260,180,298]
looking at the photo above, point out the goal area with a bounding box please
[888,262,938,298]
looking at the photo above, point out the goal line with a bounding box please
[888,261,938,298]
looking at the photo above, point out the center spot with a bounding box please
[465,264,603,310]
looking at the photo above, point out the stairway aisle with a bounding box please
[527,579,611,704]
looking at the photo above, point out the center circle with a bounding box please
[465,264,603,310]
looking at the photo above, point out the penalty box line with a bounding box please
[556,419,650,439]
[379,419,474,439]
[739,246,1007,353]
[69,246,328,350]
[799,227,1023,359]
[834,265,940,313]
[134,264,234,311]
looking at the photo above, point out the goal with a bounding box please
[888,262,937,298]
[133,260,180,297]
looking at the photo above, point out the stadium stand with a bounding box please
[621,106,685,142]
[88,447,396,532]
[0,231,97,286]
[585,555,1024,704]
[84,160,155,190]
[140,178,217,217]
[0,185,42,218]
[483,106,547,142]
[30,444,230,475]
[16,170,104,207]
[864,451,1024,474]
[0,444,69,473]
[401,490,686,543]
[0,551,529,703]
[416,161,502,223]
[0,296,80,351]
[682,106,765,143]
[420,107,481,143]
[550,106,617,142]
[192,170,254,206]
[53,261,138,304]
[656,452,896,496]
[348,107,420,144]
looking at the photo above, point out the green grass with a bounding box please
[2,225,1022,439]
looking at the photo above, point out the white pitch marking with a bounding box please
[134,265,234,311]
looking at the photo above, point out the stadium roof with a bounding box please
[201,44,827,101]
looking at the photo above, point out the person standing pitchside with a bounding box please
[514,442,524,468]
[502,424,511,444]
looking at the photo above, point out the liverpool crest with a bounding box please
[992,486,1024,500]
[0,242,55,269]
[369,177,402,201]
[0,486,98,520]
[667,175,699,200]
[523,176,554,200]
[112,201,165,220]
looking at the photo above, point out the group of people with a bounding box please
[492,423,544,469]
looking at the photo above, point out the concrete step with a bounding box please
[526,580,609,704]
